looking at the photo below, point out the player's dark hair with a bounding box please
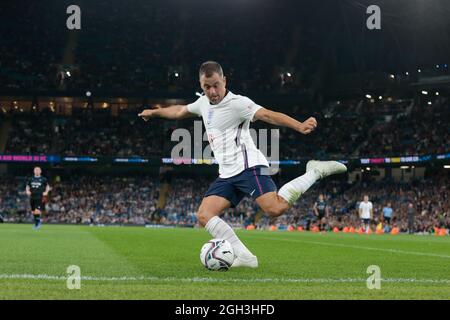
[199,61,223,78]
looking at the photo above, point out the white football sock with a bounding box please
[205,216,254,257]
[278,170,319,206]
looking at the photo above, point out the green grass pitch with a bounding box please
[0,223,449,299]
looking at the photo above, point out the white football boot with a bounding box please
[306,160,347,179]
[231,254,258,268]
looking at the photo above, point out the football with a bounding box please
[200,239,235,271]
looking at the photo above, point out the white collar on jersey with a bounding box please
[209,90,232,106]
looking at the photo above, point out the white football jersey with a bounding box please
[187,91,269,178]
[359,201,373,219]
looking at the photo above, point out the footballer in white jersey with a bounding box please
[187,91,269,179]
[359,195,373,233]
[139,61,347,268]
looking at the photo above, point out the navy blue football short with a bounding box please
[204,165,277,207]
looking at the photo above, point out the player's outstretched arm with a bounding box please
[253,107,317,134]
[138,105,196,121]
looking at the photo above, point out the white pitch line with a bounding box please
[0,274,449,284]
[252,236,450,259]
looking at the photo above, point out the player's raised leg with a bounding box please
[256,160,347,217]
[197,195,258,267]
[278,160,347,206]
[254,160,347,225]
[255,192,290,218]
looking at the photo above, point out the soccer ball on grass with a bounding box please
[200,239,235,271]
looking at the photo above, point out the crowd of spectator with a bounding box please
[4,108,168,157]
[150,171,450,234]
[3,95,449,159]
[358,96,450,157]
[0,175,159,225]
[5,112,54,154]
[1,170,448,235]
[282,173,450,234]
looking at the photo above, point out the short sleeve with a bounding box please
[186,97,202,117]
[235,96,262,122]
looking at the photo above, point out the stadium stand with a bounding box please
[1,169,448,233]
[2,94,449,159]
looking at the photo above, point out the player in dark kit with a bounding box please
[25,167,51,230]
[313,194,328,231]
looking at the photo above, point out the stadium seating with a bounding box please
[3,95,448,159]
[1,170,448,233]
